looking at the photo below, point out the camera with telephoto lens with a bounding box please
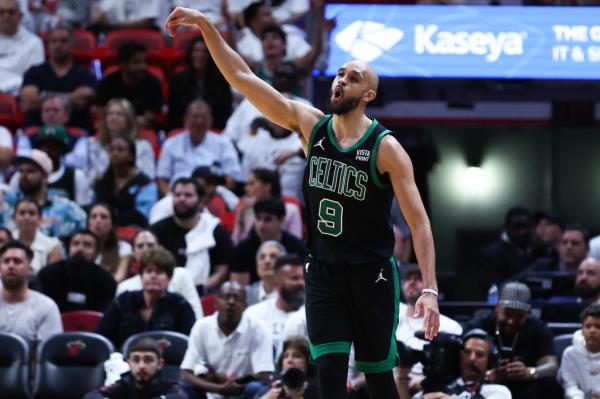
[277,368,307,398]
[397,331,464,394]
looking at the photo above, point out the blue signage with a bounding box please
[324,5,600,79]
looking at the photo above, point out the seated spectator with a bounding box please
[396,264,463,393]
[559,304,600,399]
[0,0,44,95]
[88,203,132,282]
[402,329,512,399]
[232,168,302,244]
[96,43,163,128]
[19,24,96,130]
[180,281,274,399]
[117,231,203,320]
[86,337,188,399]
[0,227,12,246]
[157,100,242,196]
[12,198,63,274]
[247,336,319,399]
[2,149,87,239]
[245,254,305,357]
[38,229,117,312]
[12,124,92,206]
[18,94,89,154]
[575,257,600,304]
[229,0,309,26]
[71,98,156,185]
[96,247,196,347]
[393,222,413,269]
[0,125,13,184]
[94,136,158,227]
[247,240,287,306]
[464,282,562,399]
[149,165,239,225]
[0,240,62,342]
[231,198,305,285]
[168,35,232,130]
[235,1,311,67]
[533,211,563,261]
[525,224,589,274]
[89,0,161,31]
[478,207,538,298]
[151,177,233,294]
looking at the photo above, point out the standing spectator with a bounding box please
[20,24,96,129]
[89,0,161,31]
[11,124,93,206]
[96,247,196,347]
[464,282,562,399]
[559,304,600,399]
[96,43,163,129]
[117,231,203,320]
[94,136,158,227]
[247,240,286,306]
[230,198,305,285]
[180,281,274,399]
[86,338,188,399]
[2,149,87,239]
[38,229,117,312]
[574,257,600,304]
[0,240,63,342]
[11,198,63,275]
[87,203,132,283]
[151,177,233,294]
[157,100,242,196]
[232,168,302,244]
[0,0,44,95]
[168,35,232,130]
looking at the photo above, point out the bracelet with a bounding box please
[422,288,438,296]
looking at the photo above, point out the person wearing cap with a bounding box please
[463,282,561,399]
[405,329,512,399]
[2,149,87,240]
[11,124,92,206]
[395,264,463,393]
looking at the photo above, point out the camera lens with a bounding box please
[281,368,306,390]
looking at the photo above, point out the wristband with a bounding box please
[422,288,438,296]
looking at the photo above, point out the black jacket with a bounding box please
[95,371,187,399]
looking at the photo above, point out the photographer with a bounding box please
[246,336,319,399]
[463,282,562,399]
[400,330,511,399]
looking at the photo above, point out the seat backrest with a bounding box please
[104,29,165,52]
[554,333,574,364]
[61,310,104,332]
[0,332,30,399]
[121,331,189,381]
[200,294,217,316]
[33,332,114,399]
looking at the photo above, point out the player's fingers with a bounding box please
[412,300,424,318]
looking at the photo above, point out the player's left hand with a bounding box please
[413,292,439,340]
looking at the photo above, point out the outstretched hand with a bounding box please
[413,293,440,340]
[164,7,203,37]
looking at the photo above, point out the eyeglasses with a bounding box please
[0,8,18,16]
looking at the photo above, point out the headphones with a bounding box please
[461,328,499,370]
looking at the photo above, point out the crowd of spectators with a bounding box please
[0,0,599,398]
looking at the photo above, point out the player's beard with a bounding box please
[328,89,361,115]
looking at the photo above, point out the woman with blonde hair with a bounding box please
[67,98,156,184]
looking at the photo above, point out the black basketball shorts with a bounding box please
[304,255,400,373]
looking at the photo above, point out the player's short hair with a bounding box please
[127,338,162,359]
[254,197,286,219]
[118,42,147,63]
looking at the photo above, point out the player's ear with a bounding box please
[363,89,377,103]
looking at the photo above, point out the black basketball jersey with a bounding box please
[302,114,397,265]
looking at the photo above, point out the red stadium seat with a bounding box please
[116,226,140,245]
[0,93,21,132]
[200,294,217,316]
[39,29,98,65]
[61,310,103,332]
[139,128,161,158]
[102,29,168,69]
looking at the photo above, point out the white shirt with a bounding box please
[98,0,160,23]
[116,266,204,320]
[396,302,463,375]
[228,0,309,24]
[245,295,293,358]
[282,305,307,340]
[236,25,311,65]
[0,126,13,148]
[559,344,600,399]
[181,312,274,399]
[0,26,44,95]
[95,240,132,265]
[12,229,60,275]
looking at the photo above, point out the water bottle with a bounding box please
[91,59,103,82]
[104,352,130,386]
[487,283,499,305]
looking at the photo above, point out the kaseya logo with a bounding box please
[334,21,404,62]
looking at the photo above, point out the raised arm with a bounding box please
[377,135,439,340]
[164,7,323,144]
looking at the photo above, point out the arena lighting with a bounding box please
[450,159,504,202]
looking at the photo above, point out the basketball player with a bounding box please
[165,7,440,399]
